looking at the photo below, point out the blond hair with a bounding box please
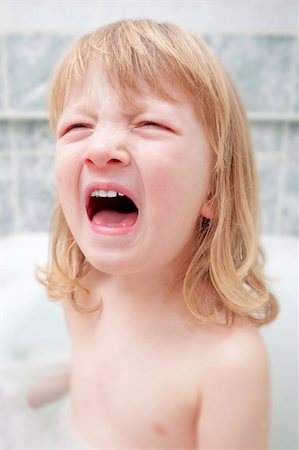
[40,18,278,325]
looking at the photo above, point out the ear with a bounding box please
[201,200,214,220]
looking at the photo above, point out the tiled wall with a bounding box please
[0,0,298,236]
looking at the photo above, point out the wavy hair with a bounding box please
[39,18,278,325]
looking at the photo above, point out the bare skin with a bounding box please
[59,269,270,450]
[27,371,70,408]
[47,73,270,449]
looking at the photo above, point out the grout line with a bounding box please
[0,111,298,122]
[9,120,20,232]
[247,113,299,122]
[275,122,289,234]
[290,33,298,113]
[9,123,19,231]
[0,111,49,120]
[1,30,18,231]
[1,35,9,110]
[3,149,55,155]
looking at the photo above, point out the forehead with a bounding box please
[63,65,190,115]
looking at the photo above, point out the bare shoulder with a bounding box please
[189,310,268,358]
[186,313,270,390]
[218,322,269,368]
[202,319,270,377]
[195,322,271,449]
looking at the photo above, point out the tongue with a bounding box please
[92,210,137,227]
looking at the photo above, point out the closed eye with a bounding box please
[66,123,91,132]
[136,121,173,131]
[59,123,92,138]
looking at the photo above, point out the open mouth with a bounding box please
[87,189,139,228]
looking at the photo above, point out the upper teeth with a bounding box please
[90,189,125,198]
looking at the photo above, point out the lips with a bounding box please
[84,183,139,232]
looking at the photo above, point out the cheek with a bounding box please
[55,148,83,225]
[142,157,178,216]
[55,163,71,206]
[143,147,211,217]
[55,146,81,192]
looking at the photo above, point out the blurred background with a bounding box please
[0,1,298,449]
[0,0,298,236]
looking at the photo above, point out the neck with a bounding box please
[92,264,185,319]
[64,262,195,346]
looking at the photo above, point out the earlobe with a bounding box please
[201,202,214,220]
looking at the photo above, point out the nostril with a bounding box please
[82,147,130,168]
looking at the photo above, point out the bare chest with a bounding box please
[69,332,201,449]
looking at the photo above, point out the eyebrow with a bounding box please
[60,95,182,126]
[60,102,96,118]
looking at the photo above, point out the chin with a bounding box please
[84,250,139,276]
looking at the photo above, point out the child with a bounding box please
[38,18,278,449]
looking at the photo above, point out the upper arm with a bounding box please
[196,328,271,450]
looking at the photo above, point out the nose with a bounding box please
[82,128,131,168]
